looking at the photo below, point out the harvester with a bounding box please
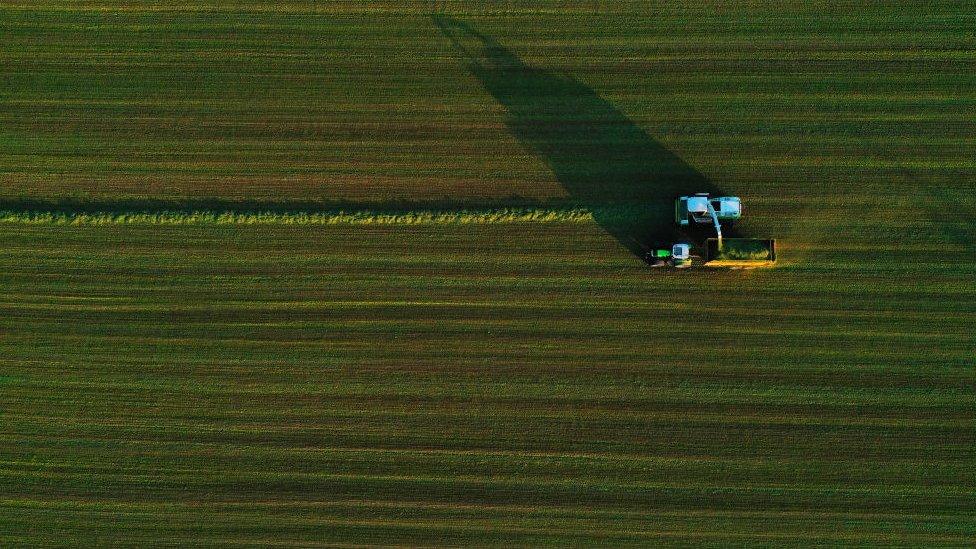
[675,193,741,245]
[671,193,776,268]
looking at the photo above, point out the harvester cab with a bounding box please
[676,193,741,227]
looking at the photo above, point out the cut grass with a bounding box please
[710,239,775,261]
[715,246,771,261]
[1,223,974,545]
[0,207,601,226]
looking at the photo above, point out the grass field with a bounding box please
[1,0,975,546]
[4,1,976,207]
[2,223,974,545]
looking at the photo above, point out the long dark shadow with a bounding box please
[434,15,739,256]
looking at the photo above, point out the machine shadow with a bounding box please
[433,15,738,257]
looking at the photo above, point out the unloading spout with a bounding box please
[706,201,722,245]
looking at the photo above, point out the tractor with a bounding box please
[646,243,692,268]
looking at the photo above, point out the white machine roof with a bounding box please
[718,197,741,216]
[686,196,709,213]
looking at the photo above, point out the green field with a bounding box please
[2,1,975,546]
[3,223,974,545]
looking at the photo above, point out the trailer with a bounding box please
[703,238,776,268]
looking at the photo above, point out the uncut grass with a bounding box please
[1,223,974,545]
[2,1,974,233]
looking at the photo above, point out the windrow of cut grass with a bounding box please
[0,207,608,226]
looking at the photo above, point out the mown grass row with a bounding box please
[0,207,624,225]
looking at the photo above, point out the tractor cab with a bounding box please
[646,243,692,268]
[670,243,692,268]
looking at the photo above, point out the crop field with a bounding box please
[2,0,976,546]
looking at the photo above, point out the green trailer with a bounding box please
[704,238,776,268]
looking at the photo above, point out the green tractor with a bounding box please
[646,243,693,268]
